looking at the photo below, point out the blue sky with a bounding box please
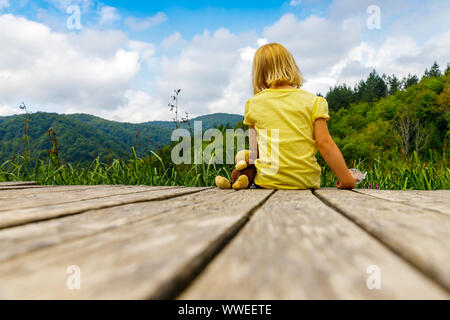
[0,0,449,122]
[15,0,331,41]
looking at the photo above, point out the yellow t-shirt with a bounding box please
[243,88,330,189]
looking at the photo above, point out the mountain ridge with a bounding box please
[0,112,244,164]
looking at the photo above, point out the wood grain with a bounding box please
[0,181,39,191]
[181,190,447,299]
[0,185,129,199]
[315,189,450,292]
[355,189,450,216]
[0,187,206,229]
[0,186,177,211]
[0,188,224,262]
[0,181,37,186]
[0,185,45,191]
[0,189,273,299]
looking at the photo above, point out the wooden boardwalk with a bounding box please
[0,181,449,299]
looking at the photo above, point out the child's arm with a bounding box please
[314,119,355,189]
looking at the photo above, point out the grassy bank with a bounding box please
[1,148,448,190]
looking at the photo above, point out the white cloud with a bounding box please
[0,14,141,113]
[128,40,156,68]
[289,0,301,7]
[67,29,129,58]
[155,29,257,116]
[160,32,187,53]
[46,0,91,12]
[125,12,167,31]
[263,14,361,77]
[0,104,17,116]
[332,32,450,84]
[98,6,121,26]
[92,90,169,123]
[0,0,9,11]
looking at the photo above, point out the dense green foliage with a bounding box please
[326,66,449,162]
[0,112,243,164]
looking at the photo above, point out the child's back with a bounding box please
[244,88,329,189]
[241,42,355,190]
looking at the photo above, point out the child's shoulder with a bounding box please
[248,88,321,103]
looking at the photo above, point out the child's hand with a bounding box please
[336,181,355,189]
[336,170,356,189]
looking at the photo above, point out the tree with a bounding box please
[413,120,431,154]
[325,84,355,112]
[402,73,419,89]
[356,70,387,103]
[424,61,442,78]
[387,75,401,95]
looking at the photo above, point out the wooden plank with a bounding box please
[314,189,450,292]
[0,188,223,262]
[0,185,45,191]
[0,181,37,186]
[355,190,450,216]
[0,189,273,299]
[0,187,207,229]
[0,181,40,191]
[0,185,176,212]
[181,190,447,299]
[0,185,132,199]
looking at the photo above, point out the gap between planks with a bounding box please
[0,188,274,299]
[180,190,448,299]
[151,189,276,300]
[0,187,218,263]
[352,189,450,216]
[0,181,37,186]
[313,189,450,294]
[0,185,181,212]
[0,186,212,230]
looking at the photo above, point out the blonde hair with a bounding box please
[252,43,304,94]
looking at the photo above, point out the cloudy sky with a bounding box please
[0,0,449,122]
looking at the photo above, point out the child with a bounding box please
[244,43,355,189]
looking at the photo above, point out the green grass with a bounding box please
[321,151,450,190]
[0,148,232,187]
[1,148,448,190]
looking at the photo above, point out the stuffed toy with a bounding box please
[215,150,256,190]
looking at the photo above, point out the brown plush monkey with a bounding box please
[215,150,256,190]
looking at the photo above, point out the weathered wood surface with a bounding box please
[0,184,448,300]
[0,181,40,191]
[181,190,447,299]
[355,189,450,216]
[0,189,227,262]
[0,185,177,211]
[0,186,207,229]
[0,189,273,299]
[0,181,37,186]
[0,184,133,199]
[314,189,450,292]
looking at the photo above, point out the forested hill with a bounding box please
[0,112,243,164]
[325,62,449,161]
